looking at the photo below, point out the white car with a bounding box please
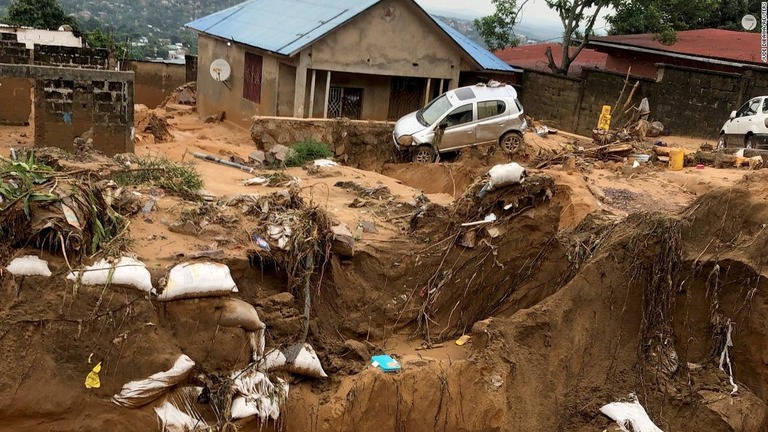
[719,96,768,149]
[393,83,527,163]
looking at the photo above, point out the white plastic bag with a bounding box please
[113,355,196,408]
[600,395,663,432]
[67,257,154,293]
[158,262,237,301]
[6,255,52,277]
[154,400,207,432]
[487,163,525,191]
[257,343,328,378]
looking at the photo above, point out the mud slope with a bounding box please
[286,180,768,432]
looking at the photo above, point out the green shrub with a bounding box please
[113,156,203,200]
[283,140,333,167]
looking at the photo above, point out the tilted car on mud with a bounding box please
[393,83,528,163]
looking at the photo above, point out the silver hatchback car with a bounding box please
[393,83,527,163]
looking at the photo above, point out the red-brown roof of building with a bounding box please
[590,29,762,65]
[494,43,608,76]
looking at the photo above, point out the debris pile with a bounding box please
[134,104,173,144]
[161,82,197,108]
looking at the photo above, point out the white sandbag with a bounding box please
[257,343,327,378]
[158,262,237,301]
[113,355,196,408]
[487,163,525,191]
[600,395,663,432]
[6,255,52,277]
[67,257,154,293]
[154,400,208,432]
[231,371,288,422]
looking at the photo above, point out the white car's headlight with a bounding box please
[398,135,414,146]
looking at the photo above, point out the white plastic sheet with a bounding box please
[6,255,52,277]
[257,343,328,378]
[487,163,526,191]
[600,395,663,432]
[113,355,196,408]
[67,257,154,293]
[158,262,238,301]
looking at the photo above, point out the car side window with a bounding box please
[738,99,761,117]
[478,100,506,120]
[441,104,473,128]
[763,99,768,113]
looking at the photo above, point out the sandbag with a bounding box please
[154,400,208,432]
[231,370,288,422]
[487,163,525,191]
[158,262,237,301]
[67,257,154,293]
[600,396,663,432]
[217,298,265,332]
[6,255,52,277]
[112,355,196,408]
[257,343,327,378]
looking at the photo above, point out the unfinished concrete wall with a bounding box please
[33,45,109,70]
[0,64,134,156]
[651,65,741,137]
[125,60,186,108]
[196,34,281,127]
[575,68,654,135]
[520,69,581,131]
[0,39,32,125]
[519,63,752,139]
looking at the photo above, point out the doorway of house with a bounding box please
[327,87,363,119]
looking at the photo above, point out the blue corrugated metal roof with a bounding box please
[186,0,518,73]
[186,0,380,56]
[431,17,519,73]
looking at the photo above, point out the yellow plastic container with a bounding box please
[668,148,684,171]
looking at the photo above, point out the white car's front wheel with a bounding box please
[717,134,727,150]
[746,135,756,149]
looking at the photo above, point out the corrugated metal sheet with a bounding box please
[590,29,763,65]
[432,17,518,72]
[186,0,380,56]
[495,43,607,76]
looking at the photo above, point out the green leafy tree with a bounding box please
[607,0,758,42]
[85,28,128,59]
[474,0,523,51]
[5,0,77,30]
[545,0,613,75]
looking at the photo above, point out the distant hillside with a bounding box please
[0,0,242,54]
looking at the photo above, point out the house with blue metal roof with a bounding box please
[186,0,518,125]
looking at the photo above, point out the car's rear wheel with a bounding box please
[746,135,755,149]
[717,133,727,150]
[499,132,523,154]
[412,145,434,163]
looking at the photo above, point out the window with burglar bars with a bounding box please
[243,52,263,103]
[328,87,363,119]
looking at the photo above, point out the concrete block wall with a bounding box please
[576,68,654,135]
[0,64,133,155]
[519,63,754,139]
[124,60,186,108]
[32,73,133,155]
[651,65,741,136]
[520,69,581,131]
[33,45,109,70]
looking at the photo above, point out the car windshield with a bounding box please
[417,94,453,126]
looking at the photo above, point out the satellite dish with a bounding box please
[210,59,232,82]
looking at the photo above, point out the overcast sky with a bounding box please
[415,0,612,33]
